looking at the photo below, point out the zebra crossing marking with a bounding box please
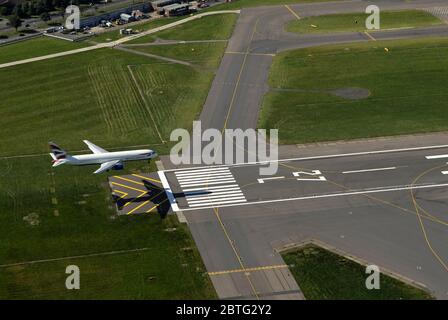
[174,167,247,209]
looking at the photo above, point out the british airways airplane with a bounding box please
[49,140,157,174]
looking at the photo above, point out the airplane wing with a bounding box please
[93,160,120,174]
[83,140,108,154]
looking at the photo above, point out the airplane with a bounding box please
[49,140,157,174]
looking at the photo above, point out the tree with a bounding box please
[21,2,30,18]
[27,2,36,17]
[40,11,51,21]
[36,0,46,15]
[12,4,25,18]
[0,6,9,16]
[8,14,22,31]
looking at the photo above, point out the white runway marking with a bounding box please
[426,154,448,159]
[183,184,239,192]
[257,176,285,183]
[157,170,179,212]
[175,167,246,209]
[342,167,397,174]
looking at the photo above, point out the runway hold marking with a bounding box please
[342,167,397,174]
[293,170,327,181]
[285,5,301,20]
[174,167,247,209]
[257,176,285,184]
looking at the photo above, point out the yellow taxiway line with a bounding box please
[208,264,289,276]
[285,5,301,20]
[364,31,377,41]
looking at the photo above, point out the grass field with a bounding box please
[132,42,228,69]
[287,10,442,34]
[128,14,238,44]
[258,37,448,144]
[0,36,90,64]
[0,47,217,156]
[282,244,433,300]
[207,0,343,11]
[0,24,230,297]
[0,157,215,299]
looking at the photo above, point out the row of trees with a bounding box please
[1,0,72,18]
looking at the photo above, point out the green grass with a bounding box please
[287,10,442,34]
[0,48,215,156]
[0,35,231,298]
[132,42,228,69]
[0,12,235,298]
[128,14,238,44]
[0,40,231,299]
[258,37,448,144]
[207,0,344,11]
[0,156,215,299]
[282,244,433,300]
[0,36,90,64]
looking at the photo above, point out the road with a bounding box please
[158,0,448,299]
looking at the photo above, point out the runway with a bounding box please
[158,0,448,299]
[162,145,448,213]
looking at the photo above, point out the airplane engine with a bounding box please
[113,163,124,170]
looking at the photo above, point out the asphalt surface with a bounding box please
[108,173,169,216]
[149,0,448,299]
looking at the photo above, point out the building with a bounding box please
[151,0,181,10]
[163,3,191,16]
[120,13,136,23]
[79,2,152,28]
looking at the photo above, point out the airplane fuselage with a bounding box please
[68,149,156,165]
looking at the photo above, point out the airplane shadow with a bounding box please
[112,180,213,219]
[142,180,212,219]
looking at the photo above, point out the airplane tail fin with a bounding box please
[49,142,67,160]
[49,142,72,167]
